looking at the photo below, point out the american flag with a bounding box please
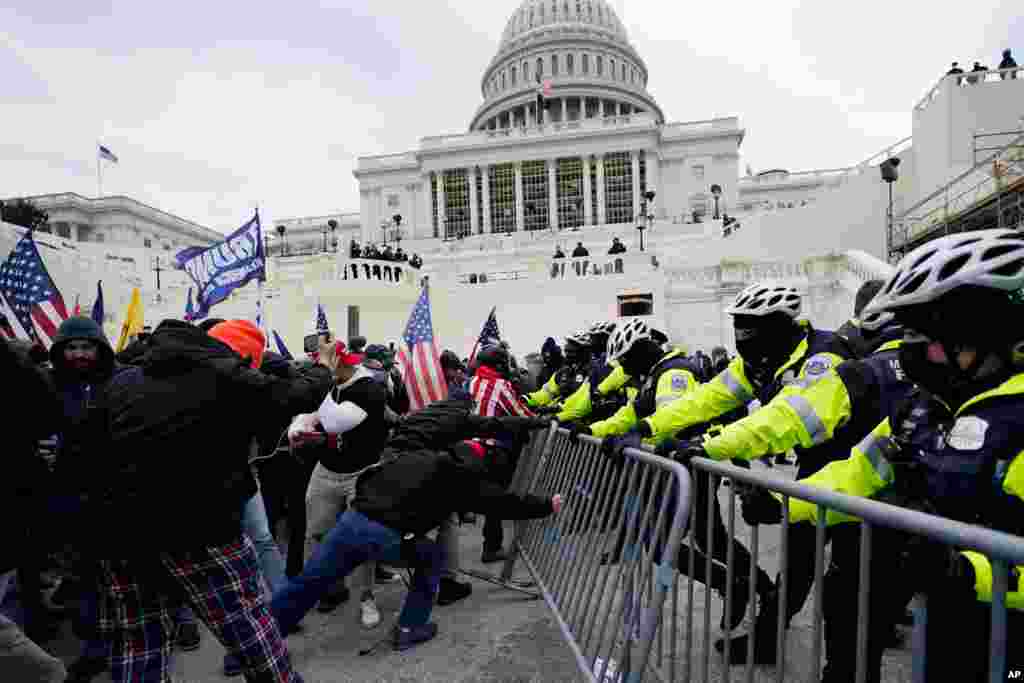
[0,233,68,346]
[469,306,500,364]
[0,310,16,340]
[315,300,329,334]
[396,284,447,411]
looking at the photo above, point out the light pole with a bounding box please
[636,190,656,252]
[710,184,722,220]
[152,256,163,302]
[321,224,328,253]
[391,214,403,250]
[328,219,338,252]
[275,224,287,256]
[880,158,901,262]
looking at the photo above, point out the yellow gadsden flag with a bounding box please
[115,288,144,353]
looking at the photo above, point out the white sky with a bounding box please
[1,0,1021,234]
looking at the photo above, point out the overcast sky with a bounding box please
[2,0,1021,234]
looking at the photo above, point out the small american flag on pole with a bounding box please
[315,300,329,334]
[469,306,500,365]
[0,233,68,346]
[396,283,447,411]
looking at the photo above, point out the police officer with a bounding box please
[836,279,886,358]
[526,331,591,411]
[556,322,632,425]
[745,230,1024,682]
[671,298,910,662]
[611,283,854,663]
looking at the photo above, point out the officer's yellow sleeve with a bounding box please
[597,365,630,395]
[704,368,852,462]
[643,357,752,442]
[960,551,1024,610]
[527,373,559,408]
[555,381,592,422]
[590,399,638,438]
[787,419,896,526]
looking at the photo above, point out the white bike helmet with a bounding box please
[565,330,592,348]
[863,230,1024,318]
[858,308,894,333]
[606,319,651,362]
[588,321,617,336]
[725,283,802,318]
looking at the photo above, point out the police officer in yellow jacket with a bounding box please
[619,282,855,663]
[555,322,629,424]
[745,230,1024,682]
[526,331,591,411]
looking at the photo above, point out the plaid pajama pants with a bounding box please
[97,535,302,683]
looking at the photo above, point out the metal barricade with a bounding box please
[655,458,1024,683]
[497,427,692,682]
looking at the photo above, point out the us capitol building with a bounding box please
[4,0,1022,357]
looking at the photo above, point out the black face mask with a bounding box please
[735,324,799,380]
[899,338,1011,409]
[619,340,663,378]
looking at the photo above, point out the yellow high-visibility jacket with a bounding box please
[556,363,630,423]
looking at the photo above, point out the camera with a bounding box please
[304,331,332,354]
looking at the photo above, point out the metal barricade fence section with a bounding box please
[505,426,1024,683]
[507,427,692,683]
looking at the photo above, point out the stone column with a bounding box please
[418,178,431,239]
[437,171,447,240]
[579,96,585,120]
[468,166,479,236]
[631,151,641,223]
[481,165,492,234]
[514,162,525,232]
[596,156,607,225]
[548,159,559,230]
[561,98,567,123]
[582,156,593,226]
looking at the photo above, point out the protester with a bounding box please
[89,319,335,682]
[571,242,589,257]
[553,245,565,259]
[608,237,626,255]
[999,48,1018,78]
[270,396,558,651]
[297,339,392,628]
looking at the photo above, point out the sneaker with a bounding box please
[65,655,108,683]
[175,621,202,652]
[480,549,510,564]
[360,597,381,629]
[222,653,243,678]
[392,622,438,651]
[375,567,402,584]
[436,577,472,606]
[316,586,350,613]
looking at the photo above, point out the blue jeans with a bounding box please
[270,510,442,634]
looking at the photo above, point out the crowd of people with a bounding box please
[3,228,1023,682]
[349,240,423,269]
[945,48,1017,84]
[552,237,628,259]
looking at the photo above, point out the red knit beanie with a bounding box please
[208,320,265,369]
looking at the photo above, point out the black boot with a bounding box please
[714,588,778,665]
[436,577,472,606]
[717,576,750,632]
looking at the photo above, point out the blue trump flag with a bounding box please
[177,212,265,319]
[91,281,105,327]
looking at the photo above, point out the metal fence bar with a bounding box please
[989,560,1009,683]
[911,595,927,683]
[854,521,873,683]
[745,522,759,683]
[703,472,716,683]
[686,485,697,681]
[811,507,827,683]
[776,494,790,683]
[723,481,737,683]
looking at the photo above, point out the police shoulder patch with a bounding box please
[946,416,989,451]
[803,355,833,378]
[670,374,688,392]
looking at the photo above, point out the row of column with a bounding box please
[487,98,639,130]
[433,149,656,234]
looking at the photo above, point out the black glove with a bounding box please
[566,423,591,444]
[740,488,784,525]
[657,437,707,466]
[601,430,644,464]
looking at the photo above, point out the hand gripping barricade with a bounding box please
[663,458,1024,683]
[488,424,693,683]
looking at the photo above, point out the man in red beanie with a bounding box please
[86,318,336,683]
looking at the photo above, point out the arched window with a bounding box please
[583,53,590,73]
[610,58,616,79]
[621,63,626,80]
[597,55,603,75]
[523,61,529,82]
[501,71,506,89]
[536,57,544,81]
[552,54,558,75]
[567,53,574,74]
[511,66,517,85]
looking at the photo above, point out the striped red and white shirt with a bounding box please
[469,364,534,419]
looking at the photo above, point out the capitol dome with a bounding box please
[469,0,664,131]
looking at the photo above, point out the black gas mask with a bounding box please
[733,314,801,382]
[618,339,664,379]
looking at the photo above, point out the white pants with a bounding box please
[305,462,375,595]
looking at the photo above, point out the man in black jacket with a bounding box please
[92,319,334,683]
[270,397,560,651]
[0,339,67,683]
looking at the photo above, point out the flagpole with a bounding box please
[255,206,268,348]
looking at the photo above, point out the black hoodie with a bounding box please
[93,321,333,555]
[353,398,553,535]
